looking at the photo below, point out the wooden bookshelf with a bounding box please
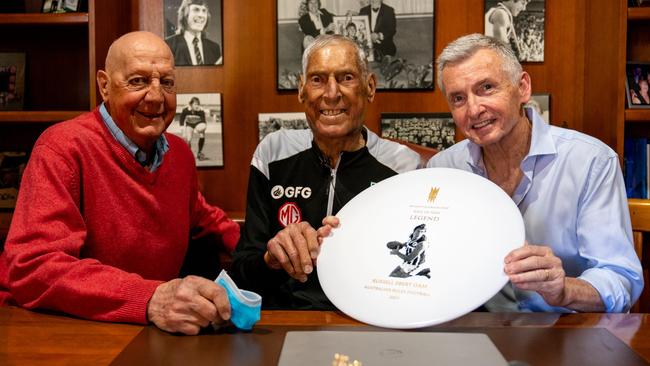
[0,12,88,25]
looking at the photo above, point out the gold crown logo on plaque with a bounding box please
[428,187,440,203]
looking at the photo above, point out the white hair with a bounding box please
[436,33,522,94]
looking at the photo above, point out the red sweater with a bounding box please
[0,109,239,324]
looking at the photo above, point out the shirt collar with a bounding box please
[99,103,169,171]
[183,31,201,44]
[465,107,556,172]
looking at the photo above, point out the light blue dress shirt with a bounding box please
[99,103,169,172]
[427,108,643,312]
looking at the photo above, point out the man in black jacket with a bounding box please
[359,0,397,60]
[231,35,419,310]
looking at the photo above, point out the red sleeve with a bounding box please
[190,189,240,252]
[1,143,161,324]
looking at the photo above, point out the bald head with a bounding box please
[105,31,175,74]
[96,31,177,153]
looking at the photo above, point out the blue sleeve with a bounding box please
[576,154,643,312]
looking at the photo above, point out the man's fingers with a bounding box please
[197,282,230,321]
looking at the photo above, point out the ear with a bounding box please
[366,73,377,102]
[518,71,532,104]
[96,70,110,102]
[298,75,306,103]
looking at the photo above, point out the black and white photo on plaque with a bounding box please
[277,0,434,90]
[168,93,224,167]
[0,53,25,111]
[163,0,223,66]
[626,62,650,109]
[525,93,550,123]
[258,112,309,141]
[484,0,545,62]
[380,113,455,151]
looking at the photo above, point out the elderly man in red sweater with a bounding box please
[0,31,239,335]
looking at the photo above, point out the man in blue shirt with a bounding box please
[428,33,643,312]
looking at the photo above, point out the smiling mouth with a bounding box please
[321,109,345,116]
[137,111,164,120]
[472,119,495,129]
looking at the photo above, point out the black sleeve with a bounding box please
[231,166,288,294]
[179,108,188,126]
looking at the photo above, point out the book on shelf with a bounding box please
[624,137,648,199]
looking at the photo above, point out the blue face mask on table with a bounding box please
[215,270,262,331]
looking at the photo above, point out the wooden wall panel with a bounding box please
[130,0,604,214]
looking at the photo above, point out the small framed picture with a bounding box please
[0,53,25,111]
[525,93,551,123]
[258,112,309,141]
[168,93,224,167]
[626,62,650,109]
[62,0,81,11]
[41,0,65,13]
[163,0,223,66]
[380,113,456,152]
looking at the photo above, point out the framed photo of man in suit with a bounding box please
[163,0,223,66]
[277,0,434,90]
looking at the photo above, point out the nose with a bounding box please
[323,75,341,101]
[145,79,165,103]
[466,93,484,119]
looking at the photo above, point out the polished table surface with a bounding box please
[2,306,650,365]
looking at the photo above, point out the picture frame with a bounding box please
[484,0,545,62]
[626,62,650,109]
[258,112,309,141]
[277,0,434,90]
[168,93,224,167]
[163,0,223,66]
[41,0,65,13]
[380,113,456,151]
[525,93,551,123]
[62,0,81,11]
[0,53,25,111]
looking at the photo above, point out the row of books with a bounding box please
[624,138,650,198]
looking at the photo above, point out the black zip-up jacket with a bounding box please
[231,127,420,309]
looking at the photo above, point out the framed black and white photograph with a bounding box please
[168,93,224,167]
[258,112,309,141]
[41,0,65,13]
[62,0,81,11]
[277,0,435,90]
[0,53,25,111]
[484,0,545,62]
[626,62,650,109]
[525,93,550,123]
[380,113,456,151]
[163,0,223,66]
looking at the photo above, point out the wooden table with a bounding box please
[2,306,650,365]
